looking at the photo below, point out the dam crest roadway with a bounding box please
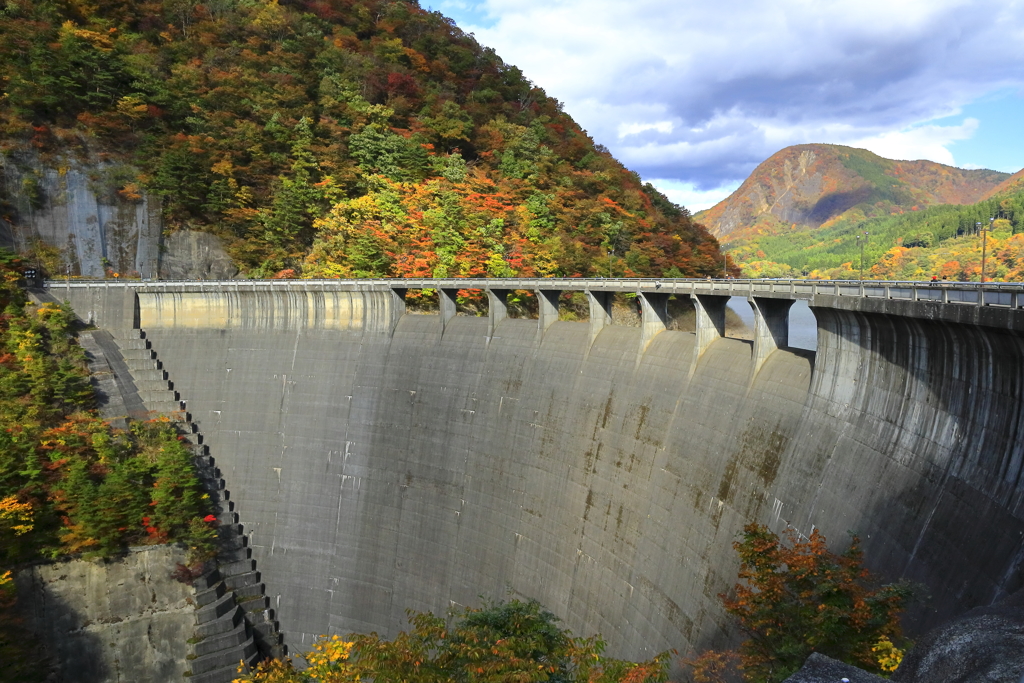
[50,277,1024,662]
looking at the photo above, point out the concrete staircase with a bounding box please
[113,329,284,682]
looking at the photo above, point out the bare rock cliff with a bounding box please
[0,153,237,280]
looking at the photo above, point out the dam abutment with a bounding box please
[49,279,1024,663]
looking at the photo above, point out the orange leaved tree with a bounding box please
[690,523,914,683]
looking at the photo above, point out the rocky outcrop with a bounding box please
[0,153,161,277]
[891,589,1024,683]
[158,230,238,281]
[0,153,238,280]
[783,653,886,683]
[14,545,197,683]
[782,589,1024,683]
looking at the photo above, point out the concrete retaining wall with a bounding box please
[15,545,195,683]
[60,286,1024,663]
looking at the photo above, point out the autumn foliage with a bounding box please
[0,270,213,564]
[234,599,671,683]
[0,0,726,280]
[689,524,913,683]
[0,257,212,614]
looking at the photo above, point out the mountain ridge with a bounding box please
[695,144,1010,249]
[698,144,1024,280]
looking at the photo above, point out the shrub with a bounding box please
[235,599,672,683]
[689,524,914,683]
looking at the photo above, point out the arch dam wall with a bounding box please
[54,279,1024,661]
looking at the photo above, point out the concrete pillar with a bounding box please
[536,289,560,332]
[587,290,612,346]
[691,294,729,375]
[638,292,669,355]
[439,287,458,334]
[487,288,511,338]
[749,297,794,376]
[389,288,407,336]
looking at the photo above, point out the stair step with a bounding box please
[134,376,173,389]
[138,390,178,403]
[219,558,256,577]
[192,620,250,658]
[218,533,246,551]
[217,512,239,526]
[248,607,276,623]
[196,606,243,639]
[133,368,167,382]
[186,654,258,683]
[124,358,160,371]
[188,636,258,675]
[146,401,185,414]
[217,546,251,563]
[115,338,150,350]
[121,329,145,339]
[196,592,238,624]
[194,581,226,607]
[193,570,221,591]
[120,348,154,360]
[239,595,269,612]
[224,571,261,590]
[232,583,264,601]
[252,620,282,653]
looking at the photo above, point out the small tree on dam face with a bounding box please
[233,598,672,683]
[689,524,914,683]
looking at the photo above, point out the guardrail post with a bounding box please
[749,297,794,379]
[439,287,458,334]
[536,289,561,333]
[638,292,669,358]
[486,288,511,339]
[587,290,612,347]
[690,294,729,377]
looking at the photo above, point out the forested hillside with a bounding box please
[737,184,1024,280]
[0,0,725,279]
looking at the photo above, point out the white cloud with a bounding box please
[850,118,979,165]
[647,179,742,213]
[461,0,1024,189]
[617,121,674,139]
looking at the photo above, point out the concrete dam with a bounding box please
[55,277,1024,662]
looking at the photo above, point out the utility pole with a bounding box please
[981,217,993,283]
[856,231,869,281]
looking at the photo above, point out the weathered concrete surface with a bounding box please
[57,285,1024,668]
[15,545,195,683]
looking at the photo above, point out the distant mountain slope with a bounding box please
[696,144,1008,247]
[0,0,725,279]
[712,157,1024,281]
[983,168,1024,200]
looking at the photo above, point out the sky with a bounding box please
[426,0,1024,211]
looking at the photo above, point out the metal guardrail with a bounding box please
[44,278,1024,309]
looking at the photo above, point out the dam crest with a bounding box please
[54,278,1024,660]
